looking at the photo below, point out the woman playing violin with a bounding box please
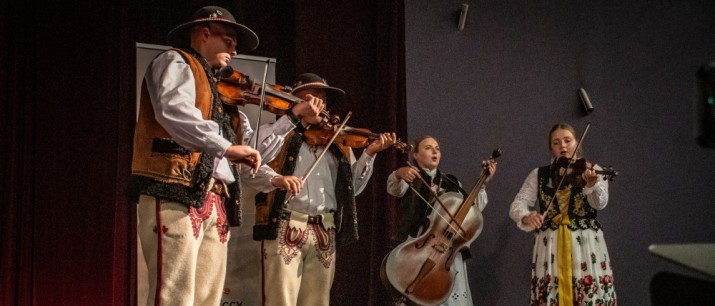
[508,123,617,306]
[242,73,397,306]
[386,136,496,306]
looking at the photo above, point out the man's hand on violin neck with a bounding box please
[365,133,397,156]
[293,95,324,118]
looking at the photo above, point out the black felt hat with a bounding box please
[166,6,259,54]
[291,73,345,102]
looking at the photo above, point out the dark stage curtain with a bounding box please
[1,2,35,304]
[292,1,407,304]
[1,0,137,304]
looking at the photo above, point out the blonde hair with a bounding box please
[548,123,582,157]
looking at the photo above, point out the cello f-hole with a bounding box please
[414,233,435,249]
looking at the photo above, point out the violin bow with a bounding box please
[544,121,591,214]
[405,161,469,240]
[249,59,272,178]
[283,111,353,205]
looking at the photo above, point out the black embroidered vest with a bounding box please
[394,169,465,245]
[253,128,359,248]
[536,165,601,231]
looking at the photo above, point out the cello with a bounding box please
[381,149,501,306]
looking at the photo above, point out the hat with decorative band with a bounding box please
[291,73,345,102]
[166,6,259,54]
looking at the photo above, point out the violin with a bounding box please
[303,124,413,153]
[217,66,333,122]
[551,156,618,188]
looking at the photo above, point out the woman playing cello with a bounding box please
[385,136,496,306]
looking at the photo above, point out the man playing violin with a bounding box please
[127,6,321,305]
[242,73,396,306]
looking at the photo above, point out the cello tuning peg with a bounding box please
[491,149,502,159]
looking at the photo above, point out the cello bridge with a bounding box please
[432,242,448,253]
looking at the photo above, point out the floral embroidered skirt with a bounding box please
[529,228,617,306]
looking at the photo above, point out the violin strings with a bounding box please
[284,113,352,205]
[407,185,468,241]
[405,161,464,231]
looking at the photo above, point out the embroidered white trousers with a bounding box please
[260,210,336,306]
[138,193,230,306]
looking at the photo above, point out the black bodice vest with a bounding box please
[394,169,465,245]
[536,165,601,231]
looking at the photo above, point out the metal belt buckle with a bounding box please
[308,214,323,225]
[208,179,229,197]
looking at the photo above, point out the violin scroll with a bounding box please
[217,66,254,106]
[598,165,619,181]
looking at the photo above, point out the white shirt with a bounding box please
[386,168,488,212]
[508,165,609,232]
[144,50,295,183]
[243,142,377,215]
[245,115,297,163]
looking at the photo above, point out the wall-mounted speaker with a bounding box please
[578,88,595,113]
[696,61,715,148]
[458,4,469,31]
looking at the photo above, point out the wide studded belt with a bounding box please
[280,210,335,228]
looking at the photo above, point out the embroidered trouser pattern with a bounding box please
[260,212,336,306]
[137,192,230,306]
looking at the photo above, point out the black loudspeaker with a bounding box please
[578,88,595,113]
[696,61,715,148]
[648,243,715,305]
[651,272,715,306]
